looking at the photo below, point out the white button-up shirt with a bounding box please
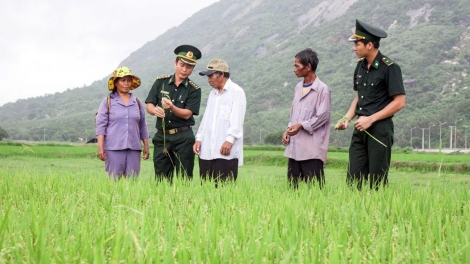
[195,79,246,165]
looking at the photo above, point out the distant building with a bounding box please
[86,137,98,143]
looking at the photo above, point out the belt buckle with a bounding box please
[168,128,177,135]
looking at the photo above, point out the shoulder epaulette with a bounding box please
[357,58,365,63]
[381,57,394,66]
[189,80,200,90]
[157,75,171,80]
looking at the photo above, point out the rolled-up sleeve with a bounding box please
[301,87,331,134]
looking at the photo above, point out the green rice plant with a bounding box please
[0,141,25,146]
[438,140,444,177]
[1,164,470,263]
[1,145,470,262]
[20,144,36,154]
[160,85,170,155]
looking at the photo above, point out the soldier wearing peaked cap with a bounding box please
[174,45,202,65]
[335,19,406,190]
[145,45,202,182]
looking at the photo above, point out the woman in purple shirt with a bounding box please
[96,67,150,179]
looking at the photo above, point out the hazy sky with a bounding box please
[0,0,220,106]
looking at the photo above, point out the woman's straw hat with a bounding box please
[108,66,141,91]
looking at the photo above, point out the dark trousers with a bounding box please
[347,117,394,190]
[199,158,238,187]
[152,129,195,182]
[287,159,325,189]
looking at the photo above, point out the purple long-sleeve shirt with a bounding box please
[96,93,149,150]
[284,77,331,163]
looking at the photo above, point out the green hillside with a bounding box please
[1,0,469,148]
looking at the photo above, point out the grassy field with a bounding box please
[0,143,469,263]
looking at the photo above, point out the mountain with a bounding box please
[1,0,469,148]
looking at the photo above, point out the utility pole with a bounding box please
[421,128,426,150]
[439,122,446,149]
[428,124,434,149]
[454,119,462,149]
[449,126,454,149]
[43,129,46,142]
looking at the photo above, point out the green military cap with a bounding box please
[174,45,202,65]
[348,19,387,42]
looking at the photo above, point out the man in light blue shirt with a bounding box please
[193,59,246,187]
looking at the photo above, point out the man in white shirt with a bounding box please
[193,59,247,187]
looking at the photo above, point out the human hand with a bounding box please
[335,119,349,130]
[142,147,150,160]
[282,132,290,146]
[153,106,165,118]
[193,141,201,155]
[98,147,106,161]
[286,124,302,136]
[220,141,233,156]
[354,116,373,131]
[161,97,173,110]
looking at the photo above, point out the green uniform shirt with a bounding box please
[353,52,405,116]
[145,74,201,129]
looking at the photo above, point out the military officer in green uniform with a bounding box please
[145,45,202,182]
[335,19,406,190]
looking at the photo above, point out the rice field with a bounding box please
[0,143,469,263]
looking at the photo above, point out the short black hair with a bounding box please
[295,48,319,72]
[221,72,230,78]
[356,39,380,49]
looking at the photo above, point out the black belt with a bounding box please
[157,126,190,135]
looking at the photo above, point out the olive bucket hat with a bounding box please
[108,66,141,91]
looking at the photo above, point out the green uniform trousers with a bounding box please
[347,117,394,190]
[152,129,195,182]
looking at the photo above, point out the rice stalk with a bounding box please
[159,86,175,168]
[160,85,170,154]
[2,153,470,263]
[21,144,36,154]
[331,111,387,148]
